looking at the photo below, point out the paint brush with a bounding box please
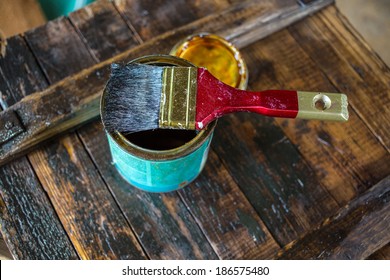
[102,63,348,133]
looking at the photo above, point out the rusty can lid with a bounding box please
[170,33,248,90]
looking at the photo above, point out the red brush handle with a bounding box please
[195,68,298,129]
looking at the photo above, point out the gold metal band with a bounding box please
[296,91,349,121]
[159,67,197,129]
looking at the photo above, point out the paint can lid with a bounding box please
[170,33,248,90]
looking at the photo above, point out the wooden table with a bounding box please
[0,0,389,260]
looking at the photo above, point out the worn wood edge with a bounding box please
[0,0,334,167]
[0,235,13,259]
[367,244,390,260]
[276,175,390,259]
[225,0,334,48]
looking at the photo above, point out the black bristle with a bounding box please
[102,63,163,133]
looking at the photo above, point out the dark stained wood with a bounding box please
[242,18,390,205]
[0,63,106,166]
[212,113,338,245]
[179,150,280,259]
[0,36,47,107]
[78,122,218,259]
[28,134,145,259]
[113,0,231,40]
[277,175,390,259]
[288,6,390,151]
[68,0,139,61]
[0,157,78,259]
[0,36,78,260]
[24,17,95,83]
[23,16,146,259]
[0,0,388,261]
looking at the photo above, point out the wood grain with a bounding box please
[0,35,78,260]
[179,150,280,259]
[24,17,96,84]
[212,113,338,245]
[69,0,139,61]
[0,157,78,259]
[29,133,145,259]
[0,0,387,261]
[0,36,47,107]
[277,175,390,259]
[113,0,231,40]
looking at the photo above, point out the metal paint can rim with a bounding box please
[100,54,217,161]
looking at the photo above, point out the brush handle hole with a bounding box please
[313,93,331,111]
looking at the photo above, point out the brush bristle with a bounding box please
[102,63,163,133]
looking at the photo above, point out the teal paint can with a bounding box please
[39,0,95,20]
[101,55,217,192]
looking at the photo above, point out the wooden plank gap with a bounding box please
[111,0,144,44]
[67,17,100,63]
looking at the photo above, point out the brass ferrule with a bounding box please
[296,91,349,121]
[159,67,197,129]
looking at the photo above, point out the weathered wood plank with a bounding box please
[68,0,139,61]
[0,36,78,260]
[277,175,390,259]
[212,113,338,245]
[0,36,47,107]
[288,6,390,151]
[242,19,390,205]
[179,150,280,259]
[24,17,95,83]
[23,17,146,259]
[0,157,78,259]
[113,0,231,40]
[28,133,145,259]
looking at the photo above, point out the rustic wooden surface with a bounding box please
[0,0,389,259]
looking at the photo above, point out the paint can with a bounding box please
[101,55,217,192]
[101,33,248,193]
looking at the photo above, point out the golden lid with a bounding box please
[170,33,248,90]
